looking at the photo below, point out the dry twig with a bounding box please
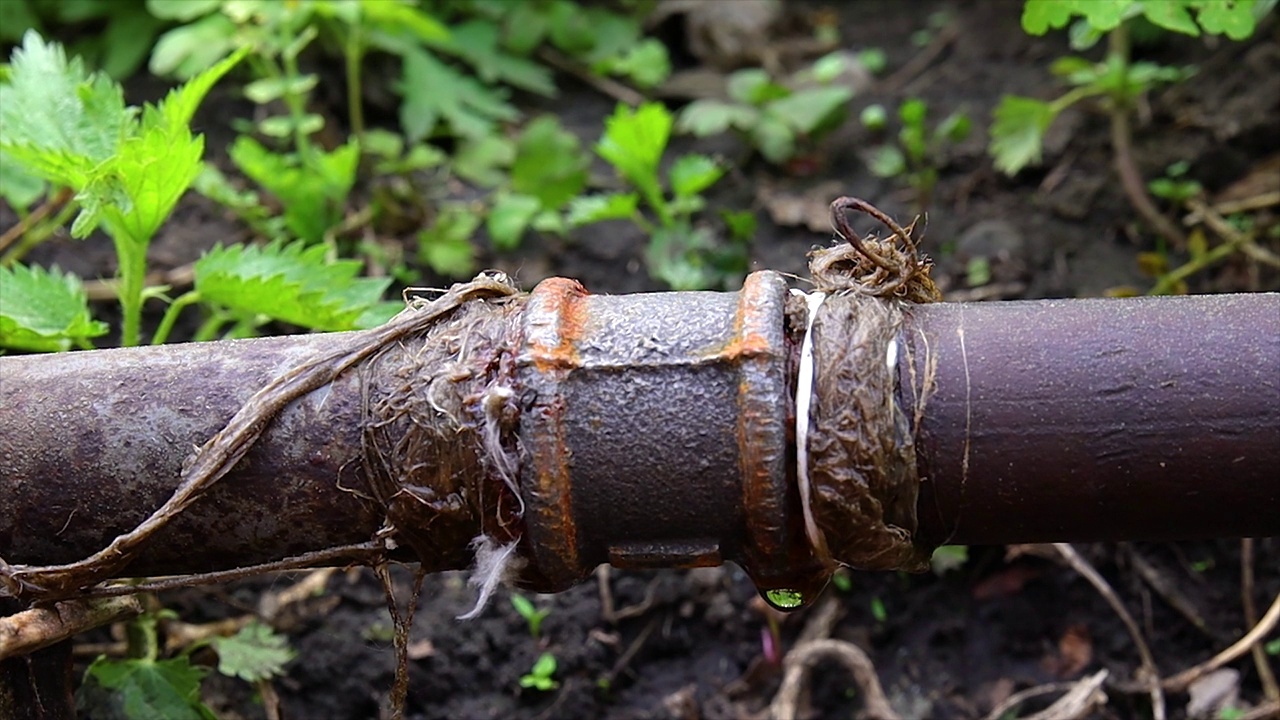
[0,596,141,660]
[1241,539,1280,702]
[769,639,900,720]
[1053,543,1165,720]
[1163,591,1280,694]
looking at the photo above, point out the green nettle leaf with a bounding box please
[431,20,556,97]
[195,240,391,331]
[453,134,516,187]
[0,263,108,352]
[989,95,1058,176]
[676,100,758,137]
[148,12,238,79]
[565,193,639,226]
[511,116,589,209]
[596,103,672,198]
[85,656,215,720]
[211,622,296,683]
[357,0,449,43]
[595,38,671,89]
[0,150,47,212]
[487,193,542,250]
[0,31,128,190]
[76,48,247,242]
[229,137,359,243]
[418,204,480,277]
[399,47,519,141]
[668,155,723,199]
[768,86,852,134]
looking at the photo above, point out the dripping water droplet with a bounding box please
[763,588,805,610]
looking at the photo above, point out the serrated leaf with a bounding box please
[511,116,588,209]
[668,155,723,199]
[989,95,1058,176]
[487,193,541,250]
[676,100,758,137]
[148,12,237,79]
[195,240,390,331]
[0,263,107,351]
[0,31,128,190]
[565,193,639,226]
[211,622,295,683]
[417,204,479,277]
[86,655,214,720]
[92,121,204,245]
[596,102,670,200]
[399,46,519,141]
[229,137,358,243]
[0,149,46,212]
[357,0,449,43]
[1022,0,1132,35]
[79,49,245,243]
[430,20,556,97]
[453,134,516,187]
[595,38,670,89]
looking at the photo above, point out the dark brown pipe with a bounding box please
[906,293,1280,546]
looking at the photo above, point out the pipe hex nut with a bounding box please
[516,272,827,597]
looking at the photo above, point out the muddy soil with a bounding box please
[9,0,1278,718]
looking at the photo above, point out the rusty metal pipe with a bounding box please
[906,294,1280,546]
[1,276,1277,603]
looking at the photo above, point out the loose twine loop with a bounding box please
[793,197,941,573]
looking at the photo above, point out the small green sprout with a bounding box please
[520,652,560,692]
[510,593,551,639]
[870,597,888,624]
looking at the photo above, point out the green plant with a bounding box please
[864,98,971,211]
[489,0,672,88]
[990,0,1267,248]
[0,32,245,347]
[0,0,165,79]
[830,569,854,593]
[82,613,294,720]
[929,545,970,575]
[870,597,888,624]
[569,102,753,290]
[676,56,854,166]
[1266,639,1280,656]
[510,593,551,639]
[1147,160,1203,204]
[152,239,396,345]
[520,652,560,692]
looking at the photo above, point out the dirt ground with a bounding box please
[11,0,1279,718]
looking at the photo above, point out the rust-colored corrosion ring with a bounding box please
[516,272,828,602]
